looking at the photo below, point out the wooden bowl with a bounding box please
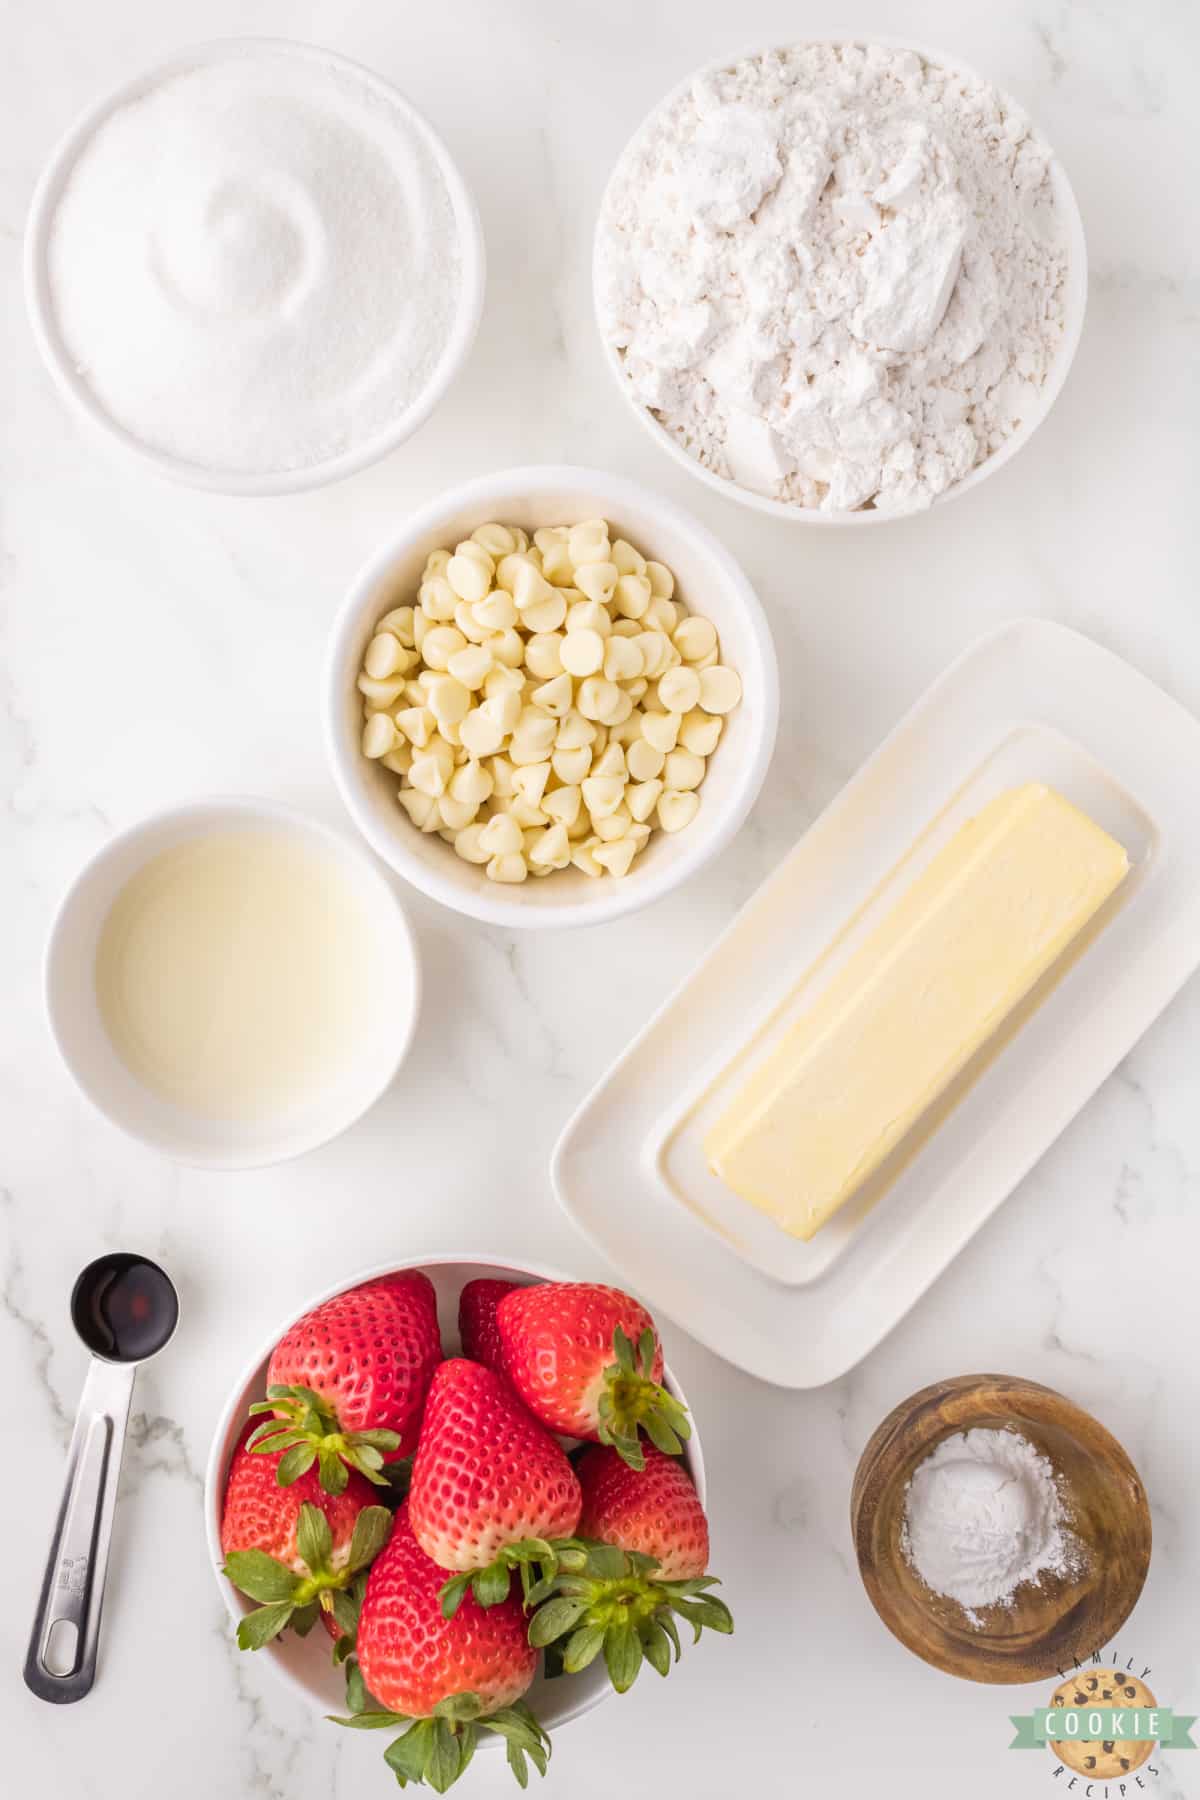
[851,1374,1151,1684]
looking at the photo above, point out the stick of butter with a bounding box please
[703,783,1129,1241]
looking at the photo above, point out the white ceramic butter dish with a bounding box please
[552,620,1200,1387]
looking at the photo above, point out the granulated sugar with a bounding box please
[47,47,463,475]
[596,41,1070,514]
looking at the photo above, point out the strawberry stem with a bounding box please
[246,1385,402,1493]
[223,1502,391,1653]
[524,1539,732,1693]
[330,1681,551,1791]
[597,1329,692,1471]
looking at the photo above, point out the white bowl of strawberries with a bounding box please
[204,1257,728,1793]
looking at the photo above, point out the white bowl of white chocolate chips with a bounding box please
[324,466,778,928]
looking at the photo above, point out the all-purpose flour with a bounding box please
[47,48,463,475]
[596,43,1070,514]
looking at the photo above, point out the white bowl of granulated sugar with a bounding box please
[25,39,485,495]
[594,38,1087,525]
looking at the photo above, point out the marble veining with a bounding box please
[3,1,1198,1796]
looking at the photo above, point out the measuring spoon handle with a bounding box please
[23,1356,136,1703]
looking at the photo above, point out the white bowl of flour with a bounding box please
[594,39,1087,523]
[25,40,485,494]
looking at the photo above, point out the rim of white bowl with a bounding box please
[43,795,422,1169]
[23,37,487,497]
[203,1252,706,1729]
[324,464,780,930]
[593,34,1089,526]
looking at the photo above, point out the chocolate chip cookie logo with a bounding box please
[1009,1655,1196,1790]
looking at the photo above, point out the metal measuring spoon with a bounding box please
[24,1253,179,1703]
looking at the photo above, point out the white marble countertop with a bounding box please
[4,1,1198,1795]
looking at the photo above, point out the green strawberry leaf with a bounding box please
[385,1722,436,1784]
[434,1692,484,1724]
[276,1442,318,1486]
[640,1617,672,1677]
[347,1505,393,1572]
[439,1573,473,1620]
[236,1600,295,1651]
[316,1448,349,1495]
[329,1586,361,1639]
[527,1597,587,1647]
[472,1561,511,1609]
[427,1718,472,1794]
[329,1710,411,1731]
[296,1502,334,1577]
[603,1619,642,1693]
[222,1550,303,1604]
[290,1601,320,1638]
[561,1623,606,1672]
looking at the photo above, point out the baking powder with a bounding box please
[596,42,1070,514]
[47,48,463,475]
[902,1427,1079,1623]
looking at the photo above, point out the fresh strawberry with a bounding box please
[576,1443,709,1578]
[458,1277,518,1370]
[247,1272,442,1494]
[333,1502,550,1791]
[408,1358,581,1617]
[220,1430,391,1651]
[496,1282,690,1469]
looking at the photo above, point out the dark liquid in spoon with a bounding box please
[71,1255,179,1362]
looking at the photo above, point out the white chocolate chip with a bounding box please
[565,599,612,637]
[561,629,605,678]
[577,676,621,722]
[679,710,723,756]
[362,713,398,758]
[512,761,551,807]
[422,625,468,671]
[612,539,646,578]
[524,633,565,680]
[575,560,618,605]
[571,837,604,877]
[673,615,718,663]
[556,709,596,750]
[664,748,705,791]
[543,784,581,828]
[531,671,573,716]
[475,590,518,632]
[479,813,523,857]
[454,823,491,864]
[438,794,479,831]
[521,591,568,634]
[377,606,416,645]
[365,633,410,680]
[449,760,494,807]
[582,774,624,819]
[427,676,471,727]
[396,706,436,748]
[487,852,528,884]
[627,778,663,823]
[529,823,571,869]
[447,644,493,690]
[419,576,459,621]
[593,806,632,842]
[593,837,638,877]
[698,665,742,714]
[593,741,626,779]
[612,573,652,620]
[471,522,517,559]
[658,666,702,714]
[459,707,506,759]
[645,560,675,599]
[642,709,681,754]
[604,635,644,682]
[446,549,493,604]
[358,673,408,709]
[627,737,665,782]
[398,788,440,830]
[657,790,700,833]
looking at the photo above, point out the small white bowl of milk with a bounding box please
[44,798,420,1167]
